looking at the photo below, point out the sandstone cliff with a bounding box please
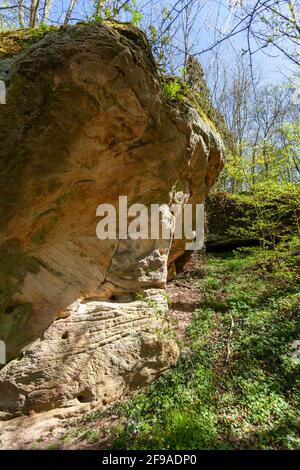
[0,22,224,416]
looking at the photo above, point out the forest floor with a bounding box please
[3,246,300,450]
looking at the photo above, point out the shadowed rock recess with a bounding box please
[0,22,224,417]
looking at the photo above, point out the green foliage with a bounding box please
[161,77,182,100]
[25,24,56,44]
[31,215,59,246]
[46,442,60,450]
[148,24,158,43]
[92,0,143,25]
[219,116,300,193]
[229,182,300,250]
[87,246,300,450]
[0,24,57,58]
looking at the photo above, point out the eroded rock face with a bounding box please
[0,290,179,414]
[0,22,224,416]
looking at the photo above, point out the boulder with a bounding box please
[0,22,224,416]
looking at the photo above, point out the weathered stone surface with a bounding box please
[0,22,224,415]
[0,290,179,416]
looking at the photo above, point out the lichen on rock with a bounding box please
[0,21,224,416]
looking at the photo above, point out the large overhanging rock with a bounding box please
[0,22,224,417]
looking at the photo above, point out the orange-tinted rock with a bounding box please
[0,22,223,416]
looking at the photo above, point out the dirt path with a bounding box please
[167,253,204,344]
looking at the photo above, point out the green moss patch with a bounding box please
[0,24,58,59]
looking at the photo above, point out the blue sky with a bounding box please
[3,0,298,85]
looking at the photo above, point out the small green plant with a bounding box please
[162,78,181,100]
[229,183,300,254]
[135,291,178,342]
[46,442,59,450]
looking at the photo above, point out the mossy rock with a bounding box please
[205,193,258,250]
[0,25,58,60]
[0,302,33,364]
[160,75,229,142]
[0,20,154,66]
